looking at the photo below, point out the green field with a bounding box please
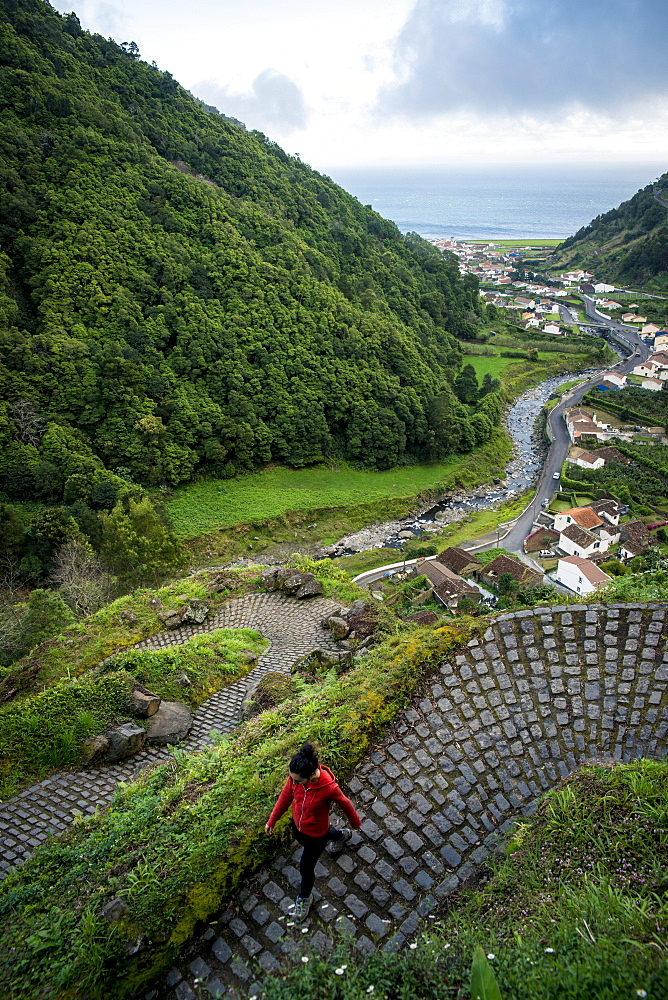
[166,461,473,537]
[467,239,562,248]
[465,350,573,381]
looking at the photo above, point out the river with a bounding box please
[326,369,601,557]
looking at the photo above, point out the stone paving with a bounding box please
[0,592,343,878]
[151,603,668,1000]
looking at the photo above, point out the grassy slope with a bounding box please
[166,459,489,537]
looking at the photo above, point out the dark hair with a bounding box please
[289,743,319,778]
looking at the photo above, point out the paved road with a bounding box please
[499,310,650,551]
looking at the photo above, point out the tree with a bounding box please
[454,364,479,404]
[50,539,116,618]
[480,372,501,397]
[99,497,186,588]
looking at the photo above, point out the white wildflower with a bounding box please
[409,942,418,950]
[545,947,555,954]
[301,956,309,963]
[487,953,495,960]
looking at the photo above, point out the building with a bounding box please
[642,378,663,392]
[565,409,610,443]
[433,577,481,611]
[478,554,542,590]
[559,523,606,558]
[555,556,612,595]
[592,446,629,465]
[599,371,626,388]
[436,546,482,578]
[553,506,605,533]
[619,520,654,559]
[524,527,560,553]
[566,447,604,470]
[589,498,622,528]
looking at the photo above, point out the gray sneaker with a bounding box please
[326,829,352,855]
[293,894,313,923]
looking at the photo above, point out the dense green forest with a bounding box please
[0,0,506,606]
[0,0,493,499]
[555,170,668,289]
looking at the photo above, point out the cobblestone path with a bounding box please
[153,603,668,1000]
[0,593,342,878]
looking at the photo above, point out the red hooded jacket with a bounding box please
[267,764,361,837]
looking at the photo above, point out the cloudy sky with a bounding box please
[52,0,668,172]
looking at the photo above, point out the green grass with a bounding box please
[260,759,668,1000]
[463,353,518,380]
[1,571,262,700]
[0,629,266,799]
[435,492,534,550]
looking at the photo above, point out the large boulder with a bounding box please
[146,701,193,745]
[105,722,146,762]
[293,647,354,677]
[240,672,297,721]
[179,599,210,626]
[326,616,350,640]
[262,566,323,598]
[295,577,323,599]
[128,685,161,718]
[157,600,210,630]
[82,734,110,766]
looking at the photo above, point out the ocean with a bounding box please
[325,165,665,241]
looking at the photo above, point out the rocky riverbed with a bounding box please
[324,369,601,557]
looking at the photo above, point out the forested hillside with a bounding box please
[555,170,668,290]
[0,0,493,505]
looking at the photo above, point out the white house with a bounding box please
[555,556,612,595]
[633,361,659,378]
[642,323,661,337]
[599,371,626,387]
[553,505,604,534]
[543,322,561,335]
[567,448,604,470]
[593,283,615,294]
[642,378,663,392]
[559,523,608,558]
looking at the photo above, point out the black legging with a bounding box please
[292,823,344,898]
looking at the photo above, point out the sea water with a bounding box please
[326,164,665,241]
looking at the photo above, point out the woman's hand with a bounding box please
[264,823,273,835]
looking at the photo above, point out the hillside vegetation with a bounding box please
[0,0,497,501]
[555,170,668,291]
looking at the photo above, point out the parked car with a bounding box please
[541,499,549,508]
[552,472,560,480]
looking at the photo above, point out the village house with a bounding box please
[565,409,610,443]
[524,527,560,554]
[589,498,622,528]
[436,546,482,578]
[555,555,612,595]
[477,554,542,591]
[642,323,662,337]
[433,576,481,611]
[559,523,606,558]
[409,558,480,611]
[592,446,629,465]
[543,322,561,335]
[566,447,605,470]
[642,378,663,392]
[553,505,605,534]
[598,371,626,388]
[619,521,654,560]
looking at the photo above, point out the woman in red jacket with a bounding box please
[265,743,361,922]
